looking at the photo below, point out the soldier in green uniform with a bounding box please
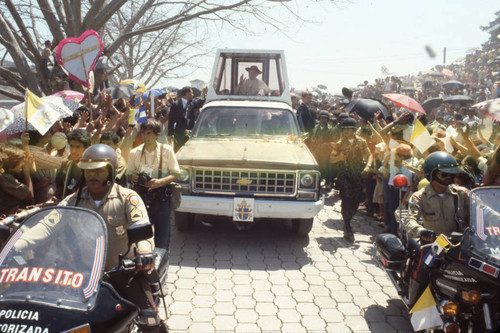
[330,118,372,242]
[310,111,333,184]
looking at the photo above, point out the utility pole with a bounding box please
[443,47,447,65]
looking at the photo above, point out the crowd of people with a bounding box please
[300,43,499,241]
[0,38,498,331]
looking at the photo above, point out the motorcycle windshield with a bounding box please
[0,207,107,310]
[469,187,500,265]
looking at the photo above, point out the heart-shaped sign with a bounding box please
[56,30,103,87]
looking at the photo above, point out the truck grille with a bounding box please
[193,169,296,196]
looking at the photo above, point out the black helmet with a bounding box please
[319,110,330,118]
[341,117,358,129]
[78,144,118,178]
[423,151,461,181]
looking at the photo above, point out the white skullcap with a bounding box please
[50,132,67,150]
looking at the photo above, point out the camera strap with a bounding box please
[158,144,163,179]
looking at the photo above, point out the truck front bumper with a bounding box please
[177,195,324,219]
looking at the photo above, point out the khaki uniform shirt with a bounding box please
[62,183,154,270]
[405,184,469,238]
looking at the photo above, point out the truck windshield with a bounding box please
[192,107,299,139]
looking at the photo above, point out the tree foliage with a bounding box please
[481,10,500,46]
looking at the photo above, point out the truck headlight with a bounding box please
[179,169,190,183]
[300,173,315,187]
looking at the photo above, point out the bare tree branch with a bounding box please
[37,0,65,41]
[0,86,23,100]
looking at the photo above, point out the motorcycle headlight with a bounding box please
[443,301,458,317]
[179,169,190,183]
[300,173,315,188]
[461,290,482,304]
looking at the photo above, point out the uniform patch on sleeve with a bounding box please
[44,210,61,226]
[126,193,140,206]
[130,207,144,222]
[115,225,126,236]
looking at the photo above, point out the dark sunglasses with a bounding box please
[439,171,454,178]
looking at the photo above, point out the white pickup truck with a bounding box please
[174,49,324,235]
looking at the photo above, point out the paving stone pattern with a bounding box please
[163,194,413,332]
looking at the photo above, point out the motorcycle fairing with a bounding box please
[467,187,500,266]
[0,282,137,333]
[0,207,108,310]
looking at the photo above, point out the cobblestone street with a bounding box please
[164,194,413,332]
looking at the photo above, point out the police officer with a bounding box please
[62,144,166,332]
[404,151,469,306]
[330,118,372,242]
[405,151,469,241]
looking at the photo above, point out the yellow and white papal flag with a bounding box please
[410,119,435,154]
[23,89,58,135]
[409,286,443,331]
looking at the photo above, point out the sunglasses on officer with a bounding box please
[438,170,455,178]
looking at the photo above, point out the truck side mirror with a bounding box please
[127,223,153,245]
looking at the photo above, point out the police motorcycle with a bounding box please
[374,180,500,332]
[0,206,169,332]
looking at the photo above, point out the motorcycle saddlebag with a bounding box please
[375,233,406,269]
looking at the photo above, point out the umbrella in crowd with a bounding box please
[0,107,14,132]
[134,88,167,105]
[441,69,454,77]
[422,97,443,112]
[120,79,147,93]
[105,83,137,100]
[345,98,390,121]
[5,96,79,135]
[442,80,465,90]
[443,95,474,105]
[428,71,444,77]
[473,98,500,122]
[52,90,84,102]
[383,93,426,114]
[466,47,480,54]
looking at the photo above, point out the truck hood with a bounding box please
[176,139,318,170]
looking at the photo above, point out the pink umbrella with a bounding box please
[441,69,454,77]
[473,98,500,122]
[382,93,426,114]
[52,90,84,102]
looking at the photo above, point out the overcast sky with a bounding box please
[168,0,499,94]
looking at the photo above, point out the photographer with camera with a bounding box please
[127,119,180,250]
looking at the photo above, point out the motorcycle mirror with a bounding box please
[127,223,153,245]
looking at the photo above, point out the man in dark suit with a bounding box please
[296,91,315,134]
[168,86,207,152]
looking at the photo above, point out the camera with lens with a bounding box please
[136,172,152,186]
[134,172,168,206]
